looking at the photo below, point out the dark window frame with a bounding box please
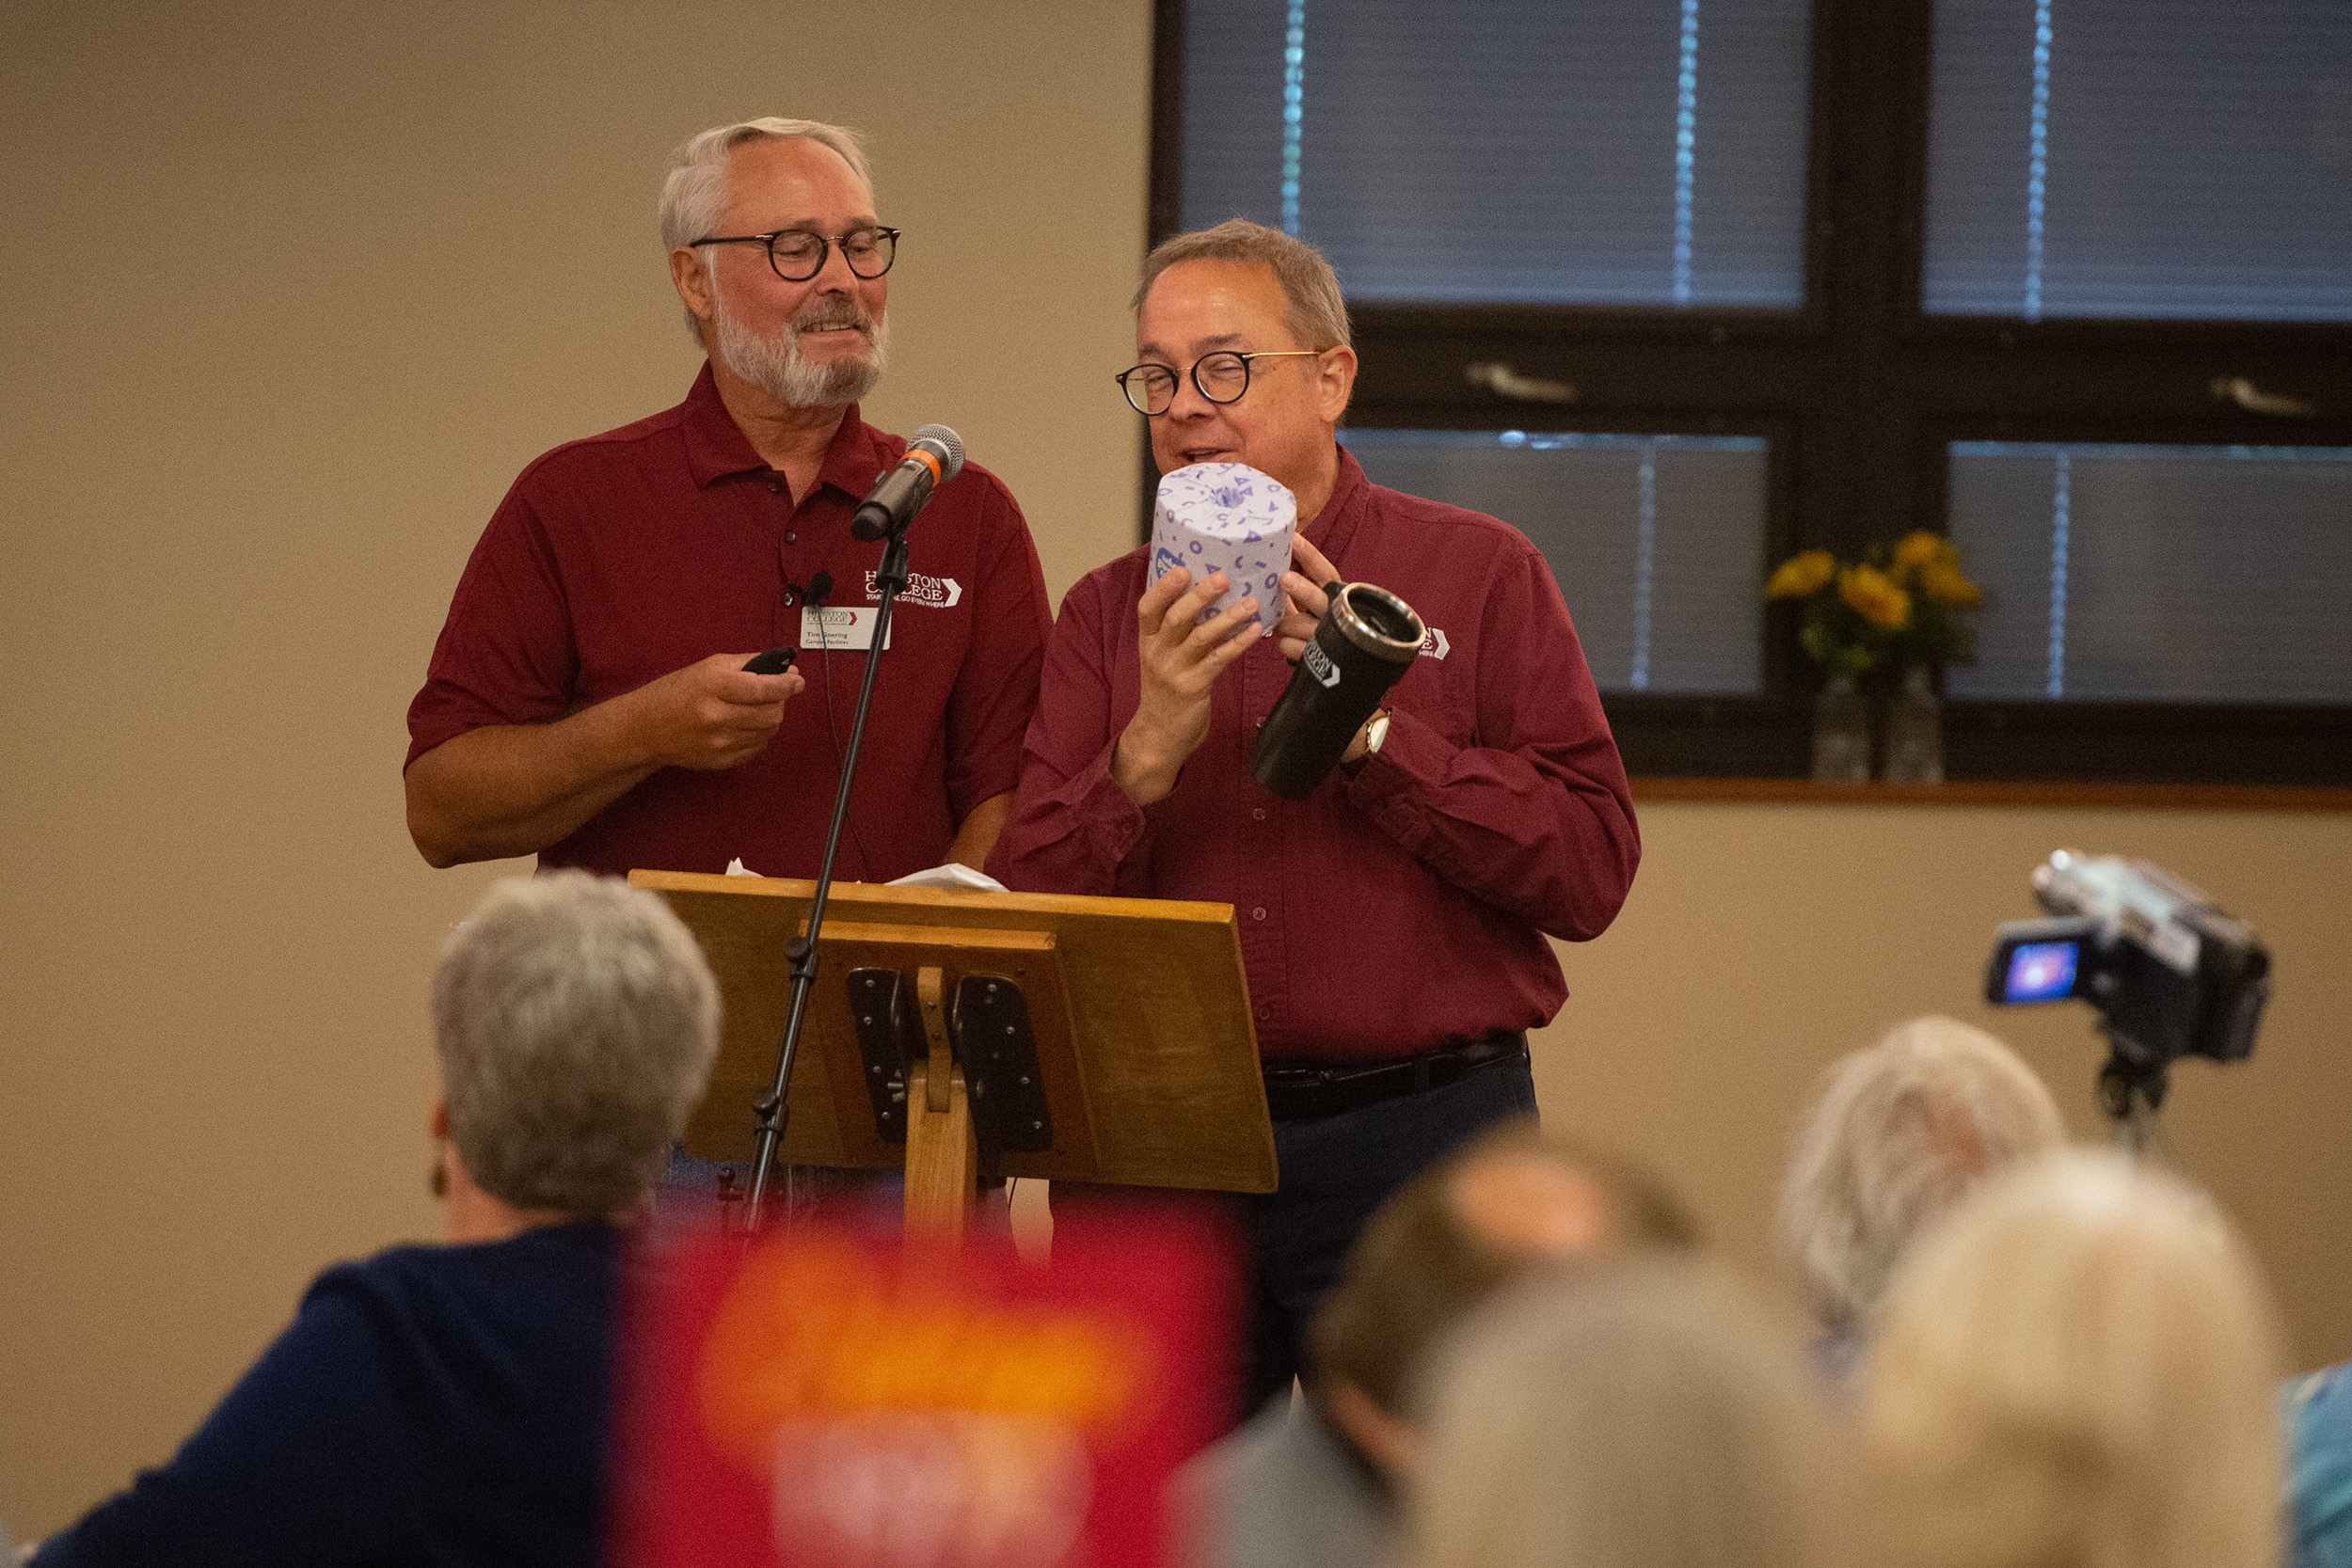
[1144,0,2352,784]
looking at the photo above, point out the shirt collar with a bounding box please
[817,404,891,499]
[1304,442,1373,560]
[680,360,886,499]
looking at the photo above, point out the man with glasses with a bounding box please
[989,219,1639,1419]
[405,118,1050,887]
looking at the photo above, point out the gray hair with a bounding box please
[659,118,874,345]
[1136,218,1353,350]
[1776,1016,2066,1337]
[1415,1262,1854,1568]
[433,871,721,1216]
[1866,1149,2281,1568]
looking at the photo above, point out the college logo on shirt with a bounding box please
[1420,626,1451,659]
[863,571,963,609]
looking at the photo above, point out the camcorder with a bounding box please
[1985,851,2269,1117]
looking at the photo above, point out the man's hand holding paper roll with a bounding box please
[1112,565,1263,806]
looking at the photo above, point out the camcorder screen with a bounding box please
[2000,940,2082,1004]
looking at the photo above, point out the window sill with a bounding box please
[1627,778,2352,813]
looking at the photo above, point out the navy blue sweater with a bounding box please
[33,1221,617,1568]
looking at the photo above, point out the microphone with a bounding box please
[851,424,965,542]
[785,570,834,608]
[1248,582,1426,800]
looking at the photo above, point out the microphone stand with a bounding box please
[740,520,914,1233]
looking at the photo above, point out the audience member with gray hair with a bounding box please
[1409,1261,1854,1568]
[1865,1148,2283,1568]
[1776,1015,2065,1375]
[29,872,719,1568]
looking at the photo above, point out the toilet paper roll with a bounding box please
[1148,462,1296,634]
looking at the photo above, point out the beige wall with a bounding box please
[0,0,1152,1533]
[4,0,2346,1541]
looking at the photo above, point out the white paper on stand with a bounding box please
[885,862,1008,892]
[721,858,1003,891]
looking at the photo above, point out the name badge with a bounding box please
[801,606,893,652]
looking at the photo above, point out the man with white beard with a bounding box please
[406,119,1051,885]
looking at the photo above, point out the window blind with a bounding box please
[1924,0,2352,320]
[1180,0,1812,306]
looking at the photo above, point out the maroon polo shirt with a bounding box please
[406,366,1052,880]
[986,447,1639,1063]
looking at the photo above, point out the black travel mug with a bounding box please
[1248,581,1426,800]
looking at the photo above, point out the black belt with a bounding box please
[1261,1032,1529,1123]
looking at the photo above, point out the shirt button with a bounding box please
[1252,907,1267,921]
[1251,808,1266,821]
[1255,1006,1271,1022]
[1254,717,1265,729]
[767,480,783,494]
[785,531,797,543]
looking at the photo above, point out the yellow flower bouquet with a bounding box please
[1766,532,1982,676]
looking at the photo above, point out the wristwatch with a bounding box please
[1363,708,1392,755]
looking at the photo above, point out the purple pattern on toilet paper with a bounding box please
[1149,462,1297,634]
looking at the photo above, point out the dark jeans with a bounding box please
[1054,1045,1538,1423]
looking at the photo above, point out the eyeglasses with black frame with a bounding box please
[1115,349,1326,416]
[689,226,900,282]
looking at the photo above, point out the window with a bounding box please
[1923,0,2352,321]
[1149,0,2352,784]
[1947,442,2352,705]
[1179,0,1812,307]
[1343,430,1769,696]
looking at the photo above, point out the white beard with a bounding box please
[711,286,889,408]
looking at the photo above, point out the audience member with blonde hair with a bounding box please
[1777,1015,2066,1372]
[1410,1261,1852,1568]
[1866,1148,2283,1568]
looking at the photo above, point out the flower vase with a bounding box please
[1811,674,1870,783]
[1882,665,1945,784]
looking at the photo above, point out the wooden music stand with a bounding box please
[629,871,1278,1238]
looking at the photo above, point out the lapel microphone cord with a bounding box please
[788,570,874,880]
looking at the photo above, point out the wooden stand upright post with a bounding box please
[902,967,977,1240]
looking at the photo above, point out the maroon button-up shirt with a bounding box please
[407,366,1052,880]
[987,449,1639,1063]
